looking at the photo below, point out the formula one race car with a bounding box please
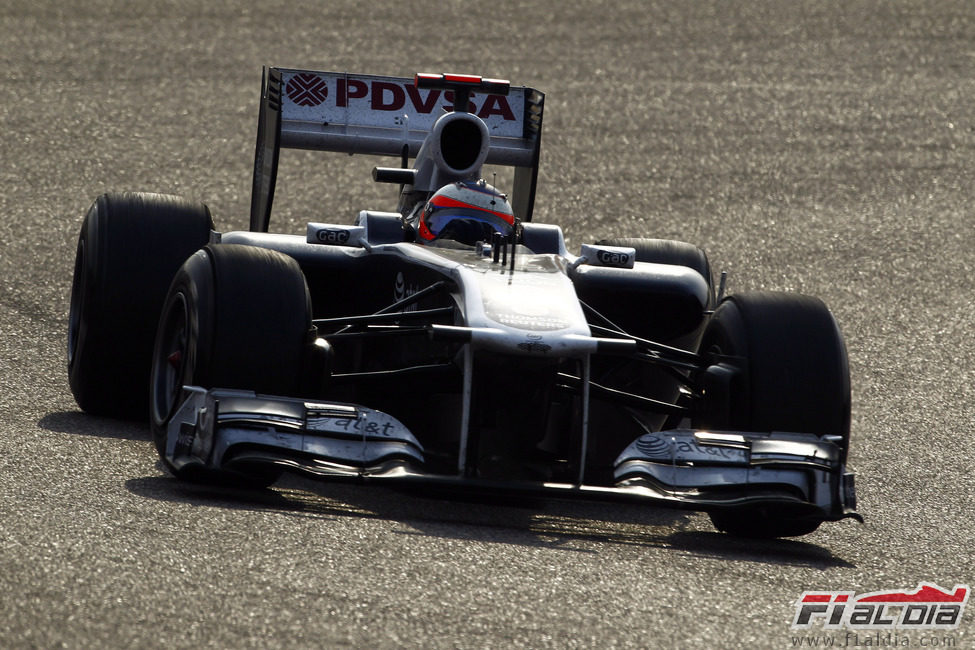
[67,68,859,537]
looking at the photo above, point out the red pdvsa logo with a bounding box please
[285,73,329,107]
[792,583,969,630]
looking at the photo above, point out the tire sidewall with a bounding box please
[150,250,214,452]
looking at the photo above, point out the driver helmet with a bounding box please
[417,180,515,243]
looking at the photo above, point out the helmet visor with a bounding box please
[425,206,514,238]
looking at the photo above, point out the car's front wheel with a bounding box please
[150,244,316,485]
[693,291,851,537]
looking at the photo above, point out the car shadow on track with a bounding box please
[664,530,855,568]
[125,470,855,568]
[38,410,150,441]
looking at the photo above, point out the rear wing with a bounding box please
[250,67,545,232]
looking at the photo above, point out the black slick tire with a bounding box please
[67,192,213,419]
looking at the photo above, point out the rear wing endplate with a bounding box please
[250,67,545,232]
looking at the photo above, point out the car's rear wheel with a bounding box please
[150,244,315,485]
[68,192,213,419]
[693,291,851,537]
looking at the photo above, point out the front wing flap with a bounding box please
[613,429,858,522]
[165,387,425,476]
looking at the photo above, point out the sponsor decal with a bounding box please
[394,272,406,301]
[596,249,631,267]
[633,433,746,463]
[173,422,196,457]
[333,78,515,119]
[634,434,671,458]
[517,335,551,354]
[492,313,569,331]
[285,73,329,107]
[306,223,364,247]
[579,244,636,269]
[792,583,969,631]
[393,272,421,311]
[315,228,350,244]
[280,71,525,137]
[306,416,398,437]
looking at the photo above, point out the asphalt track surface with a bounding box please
[3,1,975,647]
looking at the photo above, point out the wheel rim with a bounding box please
[151,292,190,425]
[67,238,86,367]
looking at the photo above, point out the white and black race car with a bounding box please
[67,69,859,537]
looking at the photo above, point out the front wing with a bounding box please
[165,387,859,523]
